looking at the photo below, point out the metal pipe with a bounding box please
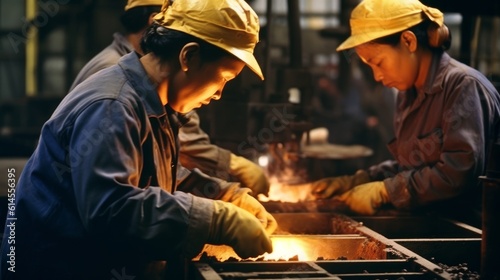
[263,0,273,101]
[26,0,37,97]
[286,0,302,68]
[470,17,481,69]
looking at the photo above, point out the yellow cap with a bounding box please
[124,0,163,11]
[154,0,264,80]
[337,0,444,51]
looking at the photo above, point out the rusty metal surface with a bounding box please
[272,212,346,234]
[189,260,442,280]
[354,216,482,238]
[301,143,373,159]
[271,213,461,278]
[189,213,483,279]
[190,261,342,280]
[262,200,350,214]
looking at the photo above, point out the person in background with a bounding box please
[310,74,368,146]
[71,0,270,197]
[311,0,500,227]
[0,0,276,279]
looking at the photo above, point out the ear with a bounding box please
[179,42,201,72]
[148,13,158,26]
[400,30,418,53]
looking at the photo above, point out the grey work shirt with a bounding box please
[368,52,500,224]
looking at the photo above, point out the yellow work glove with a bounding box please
[311,170,371,199]
[335,181,390,215]
[229,154,270,196]
[208,200,273,259]
[220,185,278,235]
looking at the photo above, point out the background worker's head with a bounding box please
[141,0,263,113]
[337,0,451,91]
[120,0,163,34]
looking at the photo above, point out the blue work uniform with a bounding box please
[0,52,215,279]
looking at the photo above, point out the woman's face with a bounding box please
[167,55,245,113]
[355,39,418,91]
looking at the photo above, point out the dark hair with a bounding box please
[140,23,231,63]
[120,6,161,34]
[372,21,449,51]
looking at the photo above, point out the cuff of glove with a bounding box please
[219,183,252,202]
[378,182,390,204]
[229,153,251,176]
[183,195,214,258]
[353,169,371,185]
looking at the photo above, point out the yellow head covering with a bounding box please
[154,0,264,80]
[337,0,444,51]
[124,0,163,11]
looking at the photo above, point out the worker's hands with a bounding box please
[311,170,371,199]
[178,168,277,234]
[229,153,270,196]
[208,200,273,259]
[221,185,278,235]
[335,181,390,215]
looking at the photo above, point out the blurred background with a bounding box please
[1,2,499,277]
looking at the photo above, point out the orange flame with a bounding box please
[262,237,312,261]
[258,176,313,203]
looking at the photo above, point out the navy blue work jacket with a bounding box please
[0,52,213,279]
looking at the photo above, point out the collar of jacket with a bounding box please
[118,52,166,118]
[422,51,450,95]
[112,32,135,56]
[165,104,187,129]
[176,110,196,127]
[398,51,449,110]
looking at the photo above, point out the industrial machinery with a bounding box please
[0,1,497,279]
[189,213,481,279]
[202,0,374,185]
[191,1,490,277]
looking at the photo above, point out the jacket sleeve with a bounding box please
[178,111,232,180]
[384,77,486,209]
[176,167,239,200]
[69,100,212,259]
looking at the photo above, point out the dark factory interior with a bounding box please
[0,0,499,279]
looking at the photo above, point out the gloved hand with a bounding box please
[220,185,278,235]
[335,181,390,215]
[311,169,370,199]
[208,200,273,259]
[229,153,270,196]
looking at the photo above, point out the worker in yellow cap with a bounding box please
[0,1,275,279]
[71,0,271,198]
[310,0,500,226]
